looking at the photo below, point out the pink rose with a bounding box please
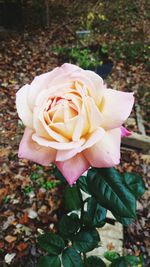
[16,63,134,185]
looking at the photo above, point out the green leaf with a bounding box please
[113,215,133,226]
[104,251,120,262]
[59,214,80,238]
[109,255,140,267]
[53,167,67,184]
[62,247,83,267]
[83,197,106,227]
[78,176,90,194]
[87,197,107,227]
[123,173,146,199]
[64,185,82,211]
[109,257,128,267]
[86,256,106,267]
[72,229,100,253]
[87,168,136,218]
[38,233,65,255]
[37,256,61,267]
[125,255,140,265]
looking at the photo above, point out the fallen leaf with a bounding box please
[17,242,28,251]
[5,253,16,264]
[0,241,4,249]
[5,235,17,243]
[19,213,29,224]
[28,210,38,219]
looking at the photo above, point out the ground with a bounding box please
[0,1,149,266]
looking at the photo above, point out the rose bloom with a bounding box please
[16,63,134,185]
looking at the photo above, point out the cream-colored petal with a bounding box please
[18,128,56,166]
[72,104,89,141]
[84,128,121,167]
[33,107,52,140]
[32,133,85,150]
[16,84,33,128]
[50,117,77,140]
[85,70,104,105]
[85,96,103,132]
[101,89,134,129]
[38,108,68,142]
[28,67,60,110]
[56,127,105,161]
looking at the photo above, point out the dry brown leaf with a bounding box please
[5,235,17,243]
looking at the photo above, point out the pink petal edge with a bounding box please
[18,128,56,166]
[55,153,90,186]
[121,126,132,137]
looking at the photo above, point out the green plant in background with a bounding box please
[23,185,34,195]
[111,42,149,64]
[37,167,146,267]
[53,46,109,69]
[23,167,61,195]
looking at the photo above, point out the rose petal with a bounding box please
[85,70,104,104]
[28,64,79,111]
[85,97,102,132]
[55,153,90,185]
[56,127,105,161]
[28,67,60,110]
[121,126,132,137]
[16,84,33,128]
[33,106,52,140]
[72,105,89,141]
[18,128,56,166]
[101,89,134,129]
[32,133,85,150]
[84,128,121,167]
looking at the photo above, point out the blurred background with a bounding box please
[0,1,149,266]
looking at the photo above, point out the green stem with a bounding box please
[76,182,84,222]
[83,252,87,265]
[76,183,87,264]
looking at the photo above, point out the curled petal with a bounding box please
[28,67,60,110]
[121,126,132,137]
[84,128,121,168]
[101,89,134,129]
[55,153,90,185]
[16,84,33,128]
[85,70,104,104]
[85,97,103,132]
[32,134,85,150]
[28,63,80,111]
[56,127,105,161]
[18,128,56,166]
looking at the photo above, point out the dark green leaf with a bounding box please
[87,168,136,218]
[38,233,65,255]
[87,197,107,227]
[37,256,61,267]
[78,176,90,194]
[125,255,140,265]
[72,229,100,253]
[86,256,106,267]
[59,214,80,238]
[113,215,133,226]
[104,251,120,262]
[62,247,83,267]
[109,255,140,267]
[64,185,82,211]
[109,257,128,267]
[53,167,67,184]
[123,173,146,199]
